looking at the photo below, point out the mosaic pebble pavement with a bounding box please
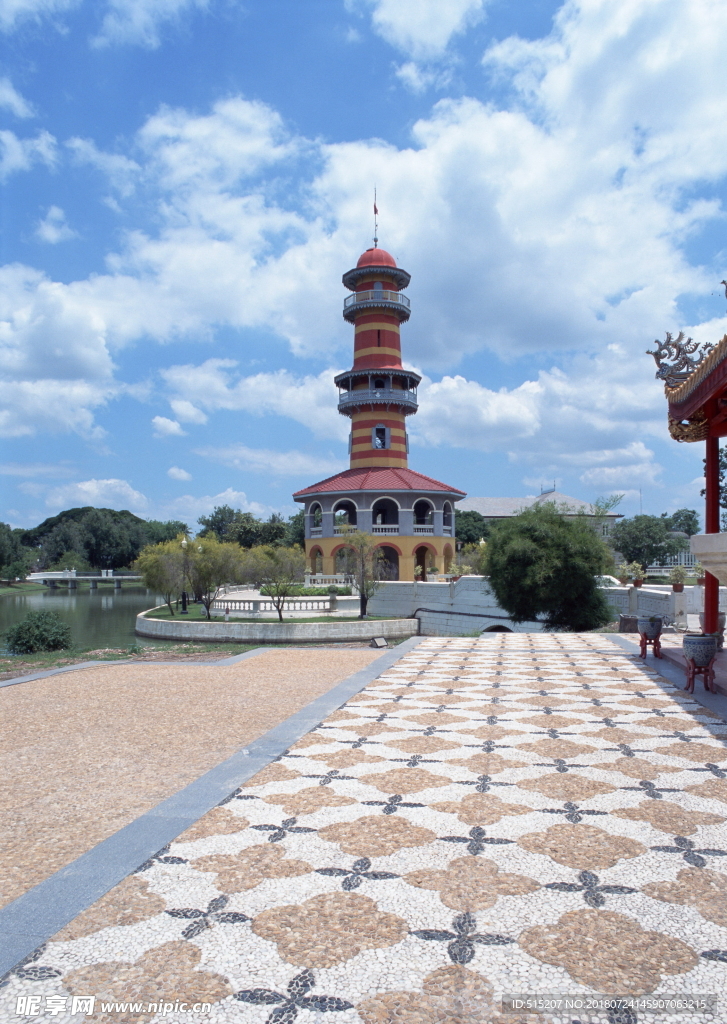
[3,634,727,1024]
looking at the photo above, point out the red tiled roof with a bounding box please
[293,467,466,498]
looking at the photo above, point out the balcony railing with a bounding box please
[338,388,418,412]
[333,526,358,535]
[310,526,322,536]
[372,525,399,534]
[344,290,410,310]
[413,526,434,534]
[443,526,452,535]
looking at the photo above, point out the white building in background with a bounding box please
[457,488,623,538]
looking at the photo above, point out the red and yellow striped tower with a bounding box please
[293,244,465,582]
[337,247,418,468]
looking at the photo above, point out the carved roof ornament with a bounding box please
[668,411,709,443]
[647,332,714,389]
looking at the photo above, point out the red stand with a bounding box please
[704,435,720,635]
[638,632,662,659]
[685,656,717,694]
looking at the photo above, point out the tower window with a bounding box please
[372,425,389,449]
[374,378,385,389]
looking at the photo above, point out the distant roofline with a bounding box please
[456,492,623,518]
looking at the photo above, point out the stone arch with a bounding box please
[414,542,438,581]
[332,544,357,575]
[333,499,357,527]
[443,543,454,572]
[308,546,323,574]
[376,543,400,580]
[482,624,513,632]
[371,495,400,526]
[413,498,434,525]
[442,501,453,530]
[309,502,323,528]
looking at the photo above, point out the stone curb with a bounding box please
[0,635,425,978]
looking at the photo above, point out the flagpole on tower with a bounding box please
[373,189,378,247]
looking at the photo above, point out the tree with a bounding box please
[486,504,613,631]
[143,519,189,544]
[252,546,306,621]
[285,510,305,547]
[454,510,490,545]
[197,504,240,541]
[609,514,688,569]
[183,536,245,619]
[662,509,700,536]
[338,529,385,618]
[136,539,187,615]
[0,523,34,580]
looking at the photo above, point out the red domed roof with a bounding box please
[357,247,397,268]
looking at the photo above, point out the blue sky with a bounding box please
[2,0,726,530]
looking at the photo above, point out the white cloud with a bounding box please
[160,360,347,440]
[0,380,112,438]
[44,477,148,511]
[153,487,271,528]
[5,0,727,459]
[0,129,56,179]
[92,0,210,48]
[167,465,192,480]
[195,443,345,477]
[0,77,34,117]
[66,137,140,195]
[35,205,77,244]
[152,415,186,437]
[0,0,78,32]
[351,0,486,60]
[169,398,207,424]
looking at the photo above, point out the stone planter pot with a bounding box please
[672,583,684,593]
[632,579,643,588]
[637,616,662,639]
[698,612,726,650]
[683,633,719,666]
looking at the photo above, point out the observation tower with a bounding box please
[293,244,465,581]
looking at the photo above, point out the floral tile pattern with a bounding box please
[4,634,727,1024]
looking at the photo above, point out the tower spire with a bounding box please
[373,189,378,248]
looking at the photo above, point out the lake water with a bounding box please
[0,585,169,651]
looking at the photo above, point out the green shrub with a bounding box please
[4,610,73,654]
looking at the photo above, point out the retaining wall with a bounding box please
[136,610,418,643]
[367,578,542,635]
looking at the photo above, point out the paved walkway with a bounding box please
[2,635,727,1023]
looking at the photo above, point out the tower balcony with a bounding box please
[343,289,410,323]
[337,386,418,416]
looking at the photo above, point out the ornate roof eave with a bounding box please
[342,265,411,291]
[666,333,727,414]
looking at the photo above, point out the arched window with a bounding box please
[309,503,322,528]
[414,500,434,525]
[443,502,453,528]
[372,424,390,449]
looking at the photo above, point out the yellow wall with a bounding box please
[306,535,454,581]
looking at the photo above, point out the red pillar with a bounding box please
[704,434,720,634]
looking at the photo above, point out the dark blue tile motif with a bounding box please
[134,844,187,872]
[304,770,355,786]
[701,949,727,962]
[166,895,249,939]
[534,759,588,773]
[540,802,607,824]
[603,743,650,757]
[315,857,399,890]
[389,753,442,768]
[0,945,61,988]
[456,775,512,792]
[689,763,727,777]
[234,970,353,1023]
[545,870,637,907]
[411,912,513,963]
[362,794,425,814]
[620,780,681,799]
[605,999,639,1024]
[650,835,727,868]
[440,826,513,854]
[251,818,317,843]
[464,740,511,753]
[218,788,258,805]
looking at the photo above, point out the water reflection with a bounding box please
[0,586,167,650]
